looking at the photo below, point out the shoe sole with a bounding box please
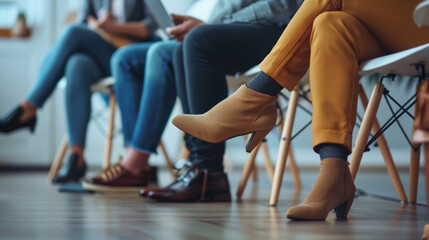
[145,192,232,203]
[82,181,157,193]
[174,123,272,153]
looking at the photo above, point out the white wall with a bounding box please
[0,0,424,169]
[0,0,57,166]
[0,0,196,168]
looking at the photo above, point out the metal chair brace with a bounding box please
[363,65,426,152]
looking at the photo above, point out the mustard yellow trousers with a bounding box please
[260,0,429,152]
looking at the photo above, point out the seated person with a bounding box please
[140,0,303,202]
[172,0,429,219]
[82,0,260,190]
[82,0,303,193]
[0,0,158,183]
[83,40,179,191]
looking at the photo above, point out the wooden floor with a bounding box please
[0,169,427,240]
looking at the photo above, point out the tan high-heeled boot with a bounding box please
[422,224,429,240]
[286,158,356,220]
[173,85,277,152]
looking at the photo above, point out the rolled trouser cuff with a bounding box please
[312,129,352,153]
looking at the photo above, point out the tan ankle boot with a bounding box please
[286,158,356,220]
[173,85,277,152]
[422,224,429,240]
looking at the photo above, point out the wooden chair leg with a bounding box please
[425,143,429,206]
[103,94,116,169]
[287,147,301,190]
[236,143,261,197]
[409,147,421,203]
[261,142,274,183]
[48,136,68,181]
[409,104,422,203]
[159,141,176,177]
[252,161,258,182]
[269,88,299,206]
[358,84,408,202]
[350,83,385,181]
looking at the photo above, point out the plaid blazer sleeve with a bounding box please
[222,0,304,26]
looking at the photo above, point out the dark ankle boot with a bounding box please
[0,106,36,133]
[141,165,231,202]
[52,153,87,184]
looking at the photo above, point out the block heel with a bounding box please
[286,158,356,220]
[246,129,271,153]
[29,123,36,133]
[334,197,354,219]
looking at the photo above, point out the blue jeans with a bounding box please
[112,41,179,153]
[26,25,117,147]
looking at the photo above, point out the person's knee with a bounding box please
[147,42,171,62]
[110,45,135,75]
[312,12,360,48]
[183,25,215,53]
[313,12,356,37]
[65,53,94,86]
[62,24,88,42]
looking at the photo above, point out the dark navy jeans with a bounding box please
[173,24,285,172]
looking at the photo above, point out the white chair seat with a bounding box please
[90,77,115,94]
[58,76,115,94]
[414,0,429,27]
[359,43,429,77]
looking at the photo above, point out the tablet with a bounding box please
[144,0,174,30]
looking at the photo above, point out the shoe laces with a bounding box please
[99,163,123,181]
[173,160,193,179]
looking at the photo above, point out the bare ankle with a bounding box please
[20,102,37,122]
[121,148,150,174]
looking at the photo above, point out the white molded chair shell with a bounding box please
[90,77,115,94]
[58,76,115,94]
[414,0,429,27]
[359,43,429,77]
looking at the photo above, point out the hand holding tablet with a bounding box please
[144,0,205,42]
[144,0,174,30]
[166,14,205,42]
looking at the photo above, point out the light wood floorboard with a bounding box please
[0,170,427,240]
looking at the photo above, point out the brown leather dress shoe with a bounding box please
[141,165,231,202]
[82,163,157,192]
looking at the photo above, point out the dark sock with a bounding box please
[316,143,349,161]
[246,71,283,96]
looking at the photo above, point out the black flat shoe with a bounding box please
[52,153,87,184]
[0,105,36,133]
